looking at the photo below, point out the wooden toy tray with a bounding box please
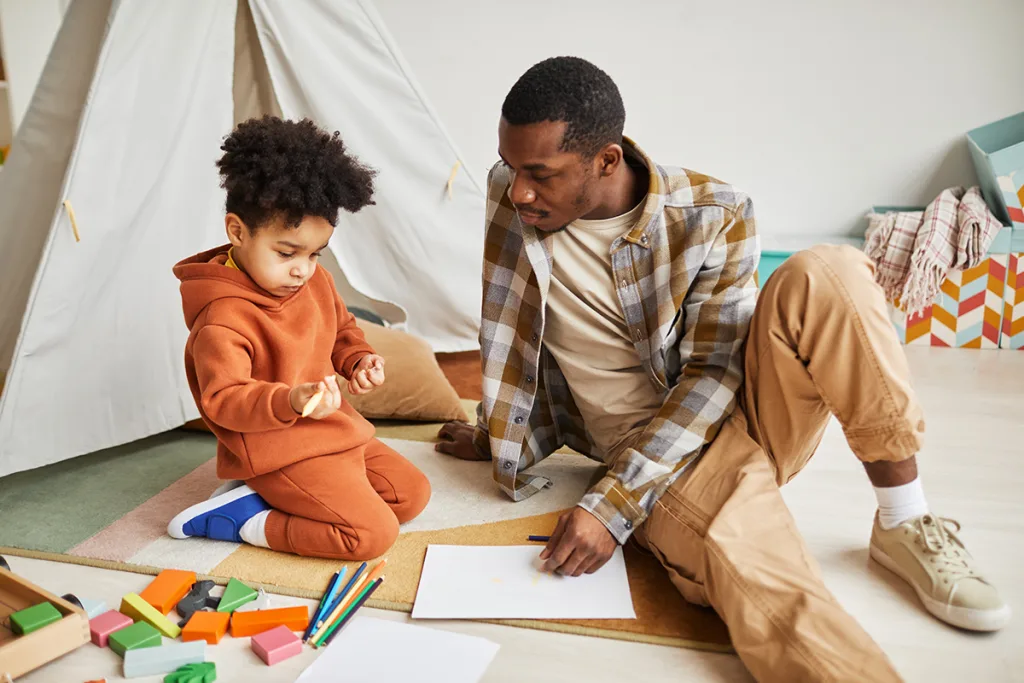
[0,558,90,681]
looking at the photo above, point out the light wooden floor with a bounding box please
[8,347,1023,682]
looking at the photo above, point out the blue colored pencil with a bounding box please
[304,568,345,641]
[305,562,366,642]
[321,577,384,647]
[527,535,551,542]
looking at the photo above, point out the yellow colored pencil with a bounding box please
[308,559,386,643]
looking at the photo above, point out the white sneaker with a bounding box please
[870,513,1011,632]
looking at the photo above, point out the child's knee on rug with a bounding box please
[262,506,401,560]
[379,467,432,524]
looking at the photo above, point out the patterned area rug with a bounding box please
[0,357,731,651]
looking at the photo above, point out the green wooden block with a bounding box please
[216,578,257,613]
[10,602,62,635]
[108,620,161,657]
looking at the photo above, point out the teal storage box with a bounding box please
[967,111,1024,229]
[758,252,791,284]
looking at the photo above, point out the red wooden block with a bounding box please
[89,610,133,647]
[251,624,302,666]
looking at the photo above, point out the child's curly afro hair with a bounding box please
[216,116,377,230]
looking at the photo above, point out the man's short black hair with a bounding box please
[501,56,625,158]
[216,116,376,230]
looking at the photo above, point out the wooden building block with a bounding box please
[140,570,197,615]
[250,624,302,666]
[216,578,258,614]
[120,592,182,638]
[181,611,230,644]
[0,566,90,680]
[10,602,62,635]
[123,640,206,678]
[230,606,308,637]
[108,621,161,658]
[89,610,133,647]
[78,597,109,620]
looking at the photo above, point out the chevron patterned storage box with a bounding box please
[967,111,1024,230]
[1001,229,1024,349]
[883,216,1011,349]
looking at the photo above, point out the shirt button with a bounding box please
[525,376,534,384]
[531,333,539,343]
[620,279,627,287]
[624,520,633,530]
[503,461,513,470]
[640,235,648,244]
[514,416,524,424]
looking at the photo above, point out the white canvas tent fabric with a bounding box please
[0,0,484,477]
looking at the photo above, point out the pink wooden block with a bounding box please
[251,624,302,666]
[89,610,133,647]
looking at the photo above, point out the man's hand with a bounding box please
[435,420,489,461]
[540,507,618,577]
[289,375,342,419]
[349,354,386,395]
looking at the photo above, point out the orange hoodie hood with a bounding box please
[173,245,287,329]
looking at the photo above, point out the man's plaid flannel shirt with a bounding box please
[472,139,761,544]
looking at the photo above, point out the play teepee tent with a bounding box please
[0,0,485,477]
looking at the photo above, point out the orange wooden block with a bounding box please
[139,569,196,615]
[230,606,309,638]
[181,610,230,644]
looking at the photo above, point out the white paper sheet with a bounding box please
[411,545,636,620]
[295,617,500,683]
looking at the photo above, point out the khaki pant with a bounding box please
[637,245,924,682]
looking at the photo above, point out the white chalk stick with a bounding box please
[123,641,206,678]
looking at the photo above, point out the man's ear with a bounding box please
[225,213,248,247]
[596,143,624,178]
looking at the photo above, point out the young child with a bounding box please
[168,116,431,560]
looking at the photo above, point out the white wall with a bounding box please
[372,0,1024,239]
[0,0,65,130]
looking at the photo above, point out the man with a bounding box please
[436,56,1009,681]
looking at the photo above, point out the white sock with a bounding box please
[874,478,929,530]
[239,510,271,548]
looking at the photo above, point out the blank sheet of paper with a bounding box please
[411,545,636,620]
[295,617,499,683]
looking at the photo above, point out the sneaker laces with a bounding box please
[914,514,978,582]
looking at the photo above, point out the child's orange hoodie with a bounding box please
[173,245,375,480]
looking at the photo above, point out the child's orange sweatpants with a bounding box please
[247,438,431,560]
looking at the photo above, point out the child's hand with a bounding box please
[349,354,386,395]
[289,375,342,419]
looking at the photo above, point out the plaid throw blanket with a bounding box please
[864,186,1002,315]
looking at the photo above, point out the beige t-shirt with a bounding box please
[544,202,665,460]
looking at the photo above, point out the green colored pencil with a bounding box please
[313,577,378,647]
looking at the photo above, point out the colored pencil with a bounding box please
[320,577,384,647]
[305,570,339,639]
[308,559,385,645]
[527,535,551,542]
[316,576,383,648]
[304,568,345,641]
[304,562,365,642]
